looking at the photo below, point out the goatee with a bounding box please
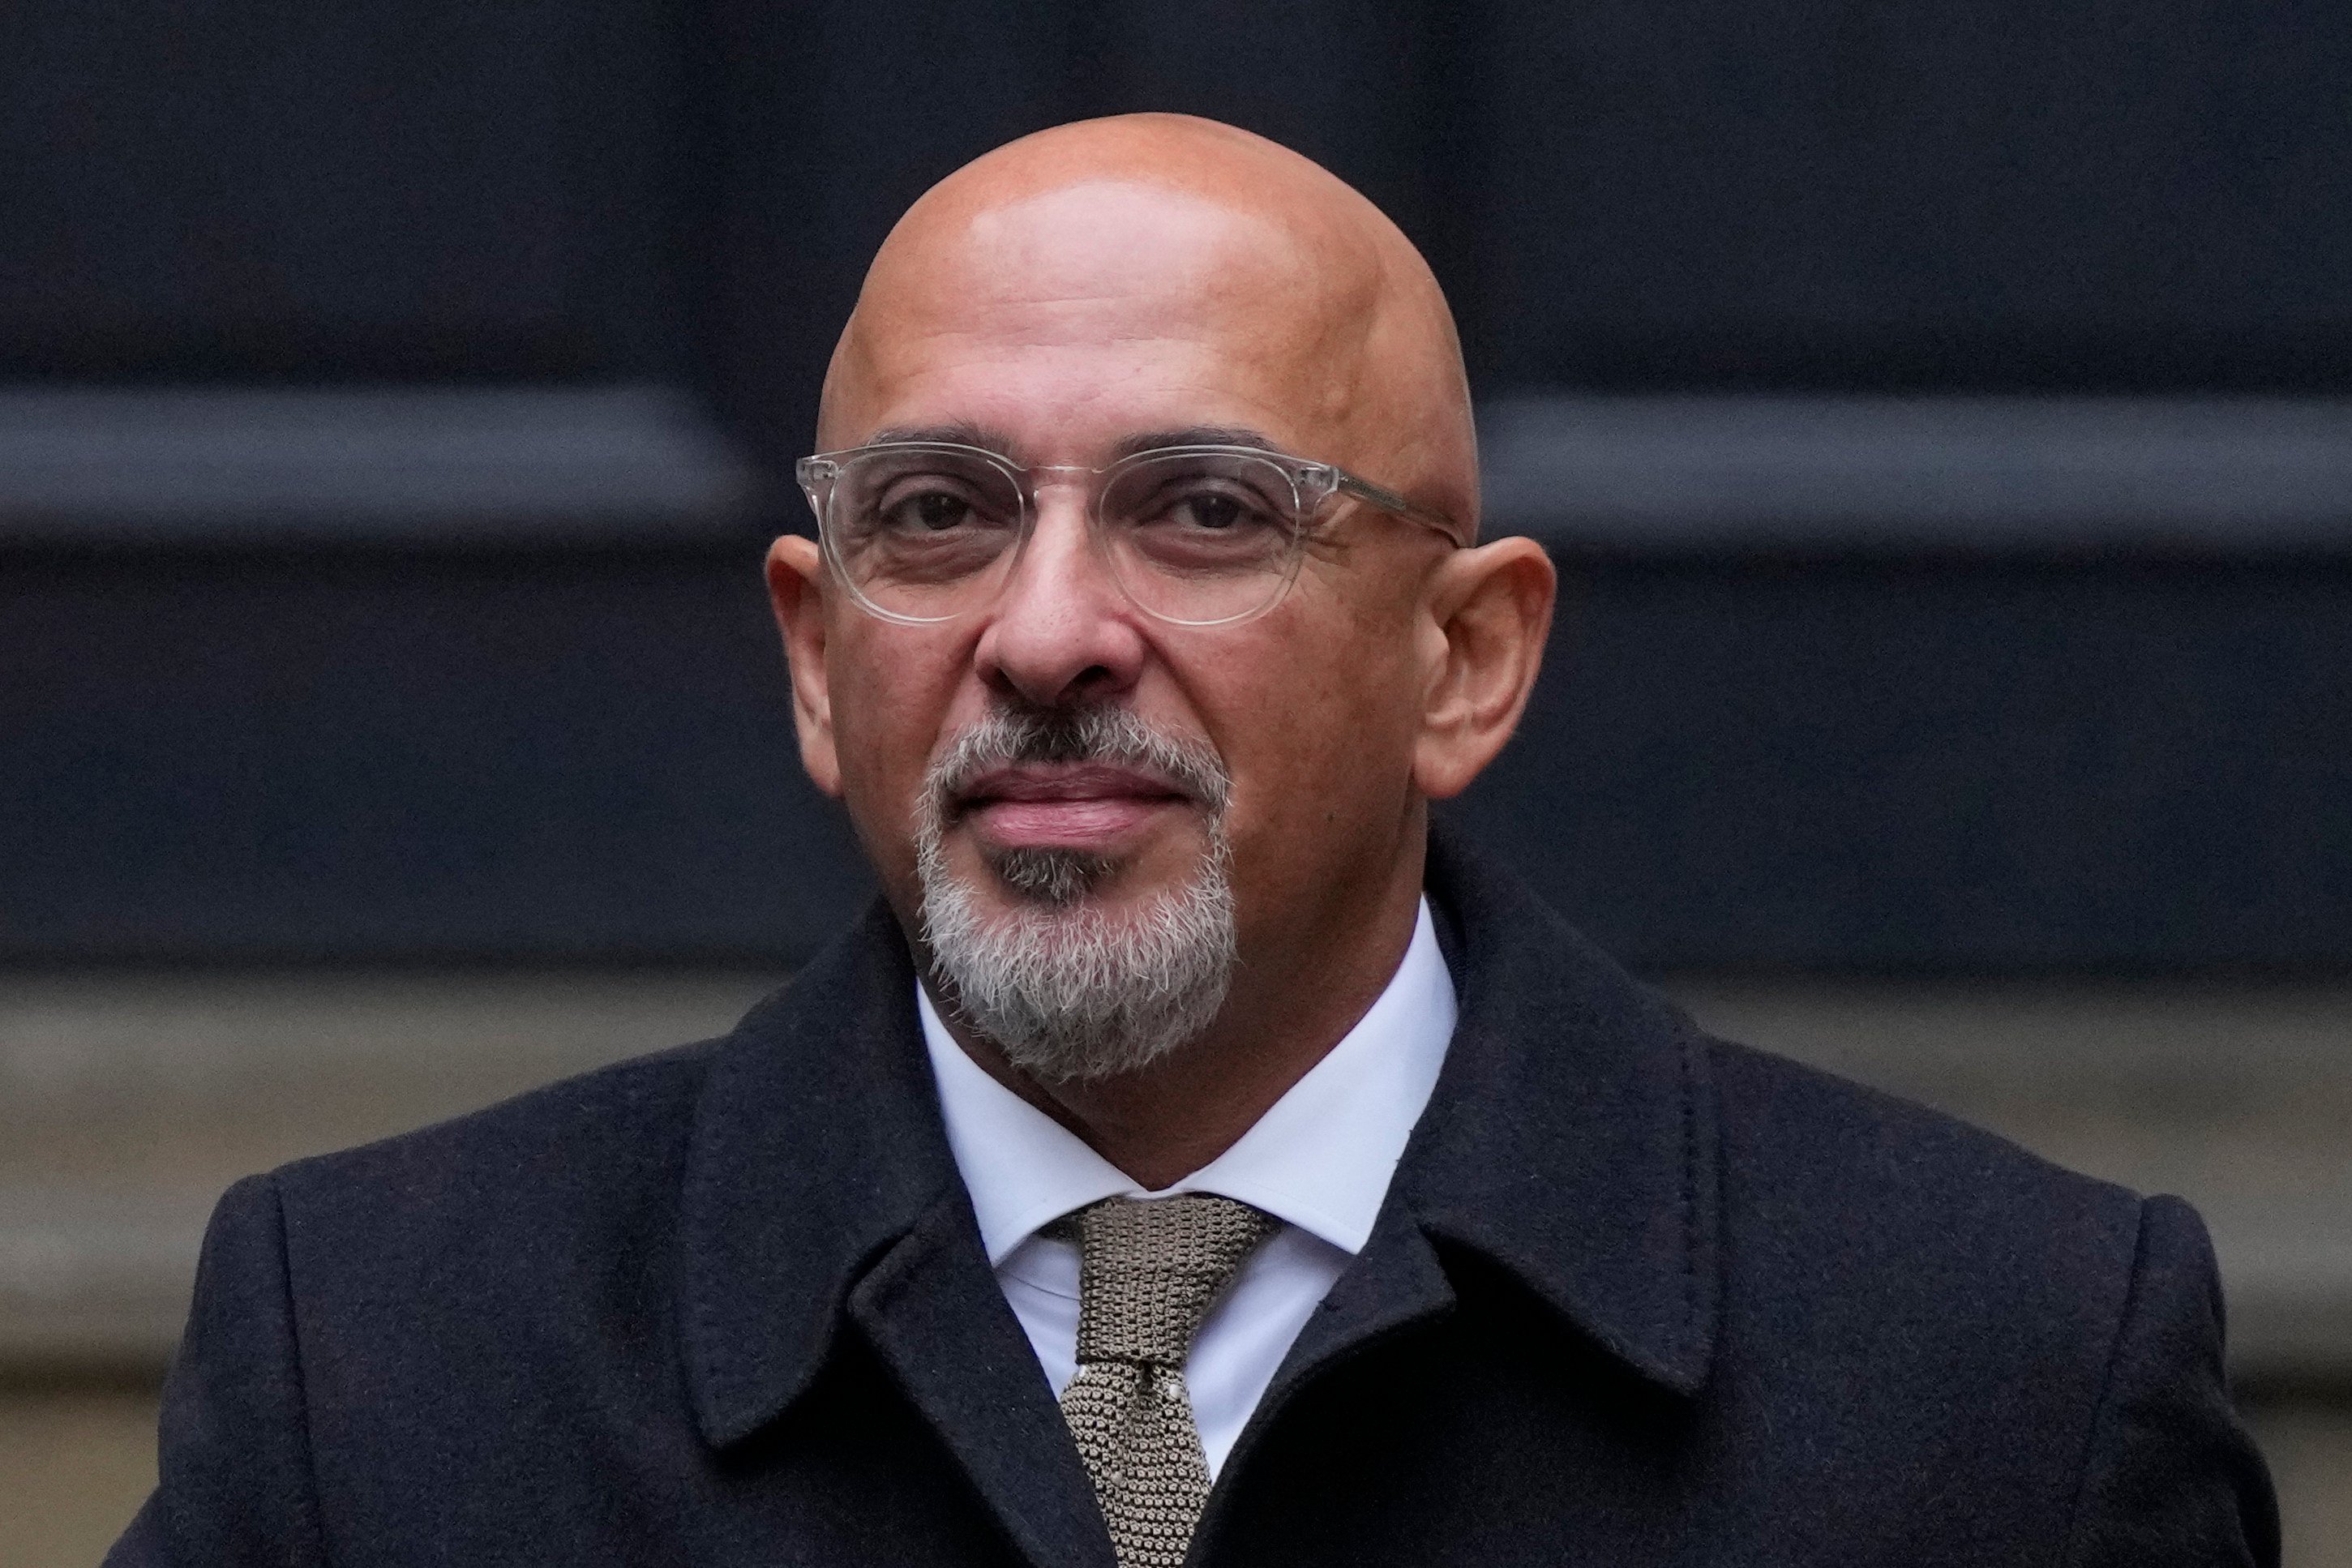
[914,704,1236,1083]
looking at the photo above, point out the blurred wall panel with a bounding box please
[1069,0,1447,241]
[0,545,868,960]
[1454,556,2352,969]
[4,0,2348,970]
[6,536,2346,968]
[0,0,692,380]
[699,0,1077,466]
[1466,0,2352,390]
[694,0,1460,465]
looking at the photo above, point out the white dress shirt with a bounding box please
[919,897,1457,1479]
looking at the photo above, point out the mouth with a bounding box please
[953,762,1194,853]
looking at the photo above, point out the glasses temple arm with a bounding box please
[1334,470,1471,547]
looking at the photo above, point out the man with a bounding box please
[114,114,2275,1566]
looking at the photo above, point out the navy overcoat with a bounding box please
[112,832,2277,1566]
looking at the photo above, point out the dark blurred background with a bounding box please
[2,2,2348,1561]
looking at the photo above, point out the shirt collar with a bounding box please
[921,898,1457,1265]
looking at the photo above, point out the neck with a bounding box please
[934,831,1429,1191]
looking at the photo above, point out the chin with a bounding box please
[916,826,1240,1083]
[977,842,1123,910]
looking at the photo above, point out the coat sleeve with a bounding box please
[107,1173,328,1567]
[2060,1194,2281,1568]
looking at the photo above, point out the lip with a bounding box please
[955,763,1191,851]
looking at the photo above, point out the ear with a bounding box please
[1411,536,1557,799]
[765,533,844,798]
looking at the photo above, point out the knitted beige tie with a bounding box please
[1056,1195,1279,1568]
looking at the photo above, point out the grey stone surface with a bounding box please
[4,968,2345,1382]
[0,969,2344,1564]
[0,969,784,1369]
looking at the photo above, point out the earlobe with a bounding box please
[765,534,846,799]
[1411,537,1557,799]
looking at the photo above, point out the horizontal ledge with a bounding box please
[1480,394,2352,555]
[0,383,774,546]
[1,1187,2341,1380]
[13,386,2352,555]
[6,975,2347,1377]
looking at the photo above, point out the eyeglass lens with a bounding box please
[824,448,1305,624]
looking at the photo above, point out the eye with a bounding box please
[1141,479,1282,536]
[891,490,973,531]
[1172,491,1248,531]
[1099,453,1299,576]
[861,469,1009,537]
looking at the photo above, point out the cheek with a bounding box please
[825,627,970,844]
[1210,593,1425,838]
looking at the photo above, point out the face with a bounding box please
[776,179,1464,1060]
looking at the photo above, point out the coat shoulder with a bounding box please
[1703,1030,2142,1233]
[265,1032,731,1266]
[1699,1030,2156,1393]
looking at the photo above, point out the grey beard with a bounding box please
[914,706,1237,1083]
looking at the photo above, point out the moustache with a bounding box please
[925,705,1232,818]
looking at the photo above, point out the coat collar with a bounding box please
[1397,824,1720,1394]
[679,903,1113,1566]
[679,898,953,1447]
[677,824,1720,1454]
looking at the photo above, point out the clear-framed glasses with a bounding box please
[795,441,1465,627]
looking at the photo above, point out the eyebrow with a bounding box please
[853,423,1287,464]
[1110,426,1283,459]
[863,420,1014,452]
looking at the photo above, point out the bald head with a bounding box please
[820,114,1479,534]
[768,116,1553,1142]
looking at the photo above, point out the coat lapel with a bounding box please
[849,1192,1115,1568]
[1218,827,1720,1479]
[1196,828,1721,1555]
[676,901,1110,1568]
[1399,825,1722,1394]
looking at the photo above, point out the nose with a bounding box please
[973,484,1149,709]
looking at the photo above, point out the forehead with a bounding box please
[827,181,1378,456]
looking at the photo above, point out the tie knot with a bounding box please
[1069,1195,1278,1369]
